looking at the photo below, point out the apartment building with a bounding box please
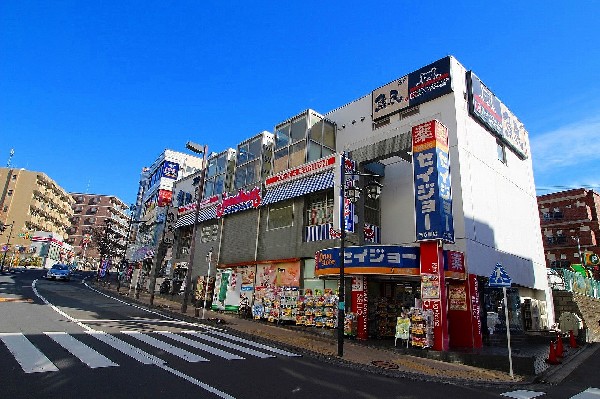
[67,193,129,267]
[538,188,600,274]
[0,167,74,250]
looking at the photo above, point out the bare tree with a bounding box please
[90,220,125,267]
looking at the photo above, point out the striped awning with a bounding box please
[174,205,217,229]
[262,171,334,206]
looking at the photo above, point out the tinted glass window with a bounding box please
[290,118,307,143]
[273,148,289,173]
[248,139,262,162]
[275,126,290,149]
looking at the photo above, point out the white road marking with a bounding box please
[87,331,165,365]
[44,332,118,369]
[501,390,545,398]
[0,333,59,373]
[209,330,300,357]
[182,331,275,358]
[122,331,208,362]
[571,388,600,399]
[32,279,238,398]
[157,331,245,360]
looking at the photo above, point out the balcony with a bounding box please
[545,236,567,246]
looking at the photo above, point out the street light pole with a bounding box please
[202,247,213,319]
[181,143,208,314]
[338,152,346,357]
[336,153,382,357]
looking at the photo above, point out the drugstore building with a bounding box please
[171,56,552,350]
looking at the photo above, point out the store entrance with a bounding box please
[367,277,420,339]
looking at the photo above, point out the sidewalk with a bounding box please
[91,278,591,385]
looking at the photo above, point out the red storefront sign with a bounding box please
[351,276,368,340]
[265,155,336,187]
[157,189,173,207]
[419,240,449,351]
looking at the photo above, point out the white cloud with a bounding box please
[531,116,600,173]
[532,115,600,194]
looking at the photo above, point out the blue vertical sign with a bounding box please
[412,120,454,243]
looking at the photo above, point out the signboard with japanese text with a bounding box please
[216,187,261,218]
[444,250,465,279]
[372,57,452,121]
[420,240,448,351]
[265,155,336,188]
[157,189,173,207]
[412,120,454,243]
[315,245,420,277]
[467,71,529,159]
[351,276,368,340]
[162,161,180,179]
[314,245,465,278]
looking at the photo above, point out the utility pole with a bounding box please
[181,142,208,314]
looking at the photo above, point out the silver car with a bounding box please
[46,264,72,281]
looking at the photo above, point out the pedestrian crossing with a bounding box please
[501,388,600,399]
[0,329,299,374]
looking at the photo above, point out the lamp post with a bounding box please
[1,221,15,272]
[337,152,382,357]
[202,247,213,319]
[181,141,208,314]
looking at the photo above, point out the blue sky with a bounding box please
[1,1,599,206]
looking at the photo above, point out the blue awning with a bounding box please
[262,171,334,206]
[174,205,217,229]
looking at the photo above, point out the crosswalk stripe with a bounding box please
[500,390,545,398]
[182,331,275,359]
[0,332,59,373]
[571,388,600,399]
[157,332,245,360]
[44,332,118,369]
[122,331,209,362]
[208,330,300,357]
[87,331,164,365]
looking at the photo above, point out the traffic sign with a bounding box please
[489,263,512,287]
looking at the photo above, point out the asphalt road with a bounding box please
[1,268,599,399]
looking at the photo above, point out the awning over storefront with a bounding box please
[174,205,217,229]
[262,171,334,206]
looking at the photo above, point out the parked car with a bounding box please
[46,264,72,281]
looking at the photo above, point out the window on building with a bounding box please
[7,189,13,196]
[11,174,17,180]
[306,191,334,226]
[273,111,336,173]
[268,204,293,230]
[204,152,230,197]
[497,139,507,164]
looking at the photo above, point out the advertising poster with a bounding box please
[421,274,440,299]
[448,284,468,311]
[238,266,256,292]
[211,269,241,311]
